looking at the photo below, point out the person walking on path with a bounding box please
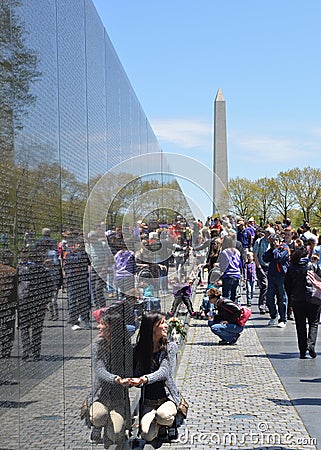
[263,234,290,328]
[237,221,252,253]
[285,246,321,359]
[253,227,274,314]
[244,251,256,306]
[18,249,54,360]
[219,235,243,303]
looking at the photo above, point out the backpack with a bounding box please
[306,266,321,306]
[236,306,252,326]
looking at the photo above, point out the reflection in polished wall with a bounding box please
[0,0,191,448]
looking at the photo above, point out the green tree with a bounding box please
[256,177,276,224]
[287,167,321,223]
[0,0,40,249]
[226,177,258,218]
[270,171,298,221]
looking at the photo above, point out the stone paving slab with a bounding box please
[160,292,317,450]
[0,292,318,450]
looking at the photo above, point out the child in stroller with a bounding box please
[199,293,216,319]
[198,265,222,319]
[167,277,195,317]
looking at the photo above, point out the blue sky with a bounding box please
[92,0,321,216]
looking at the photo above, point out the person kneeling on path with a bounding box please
[207,287,244,345]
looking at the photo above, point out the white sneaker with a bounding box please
[277,321,286,328]
[268,318,278,326]
[71,324,81,331]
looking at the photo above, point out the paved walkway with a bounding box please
[0,288,320,449]
[162,288,320,449]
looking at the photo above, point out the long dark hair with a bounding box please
[97,311,132,377]
[134,312,167,375]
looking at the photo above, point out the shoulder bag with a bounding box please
[306,269,321,306]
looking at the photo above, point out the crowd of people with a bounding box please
[1,213,321,448]
[191,215,321,358]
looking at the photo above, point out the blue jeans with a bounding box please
[208,320,243,343]
[246,280,255,303]
[222,277,240,303]
[266,275,288,322]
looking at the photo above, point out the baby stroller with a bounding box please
[136,265,161,312]
[136,265,154,296]
[198,293,216,319]
[195,267,221,319]
[207,266,222,290]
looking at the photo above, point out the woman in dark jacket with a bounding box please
[129,312,181,443]
[285,246,321,359]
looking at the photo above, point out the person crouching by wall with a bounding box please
[129,312,181,444]
[207,287,244,345]
[87,312,132,448]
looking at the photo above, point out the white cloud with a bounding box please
[235,135,298,161]
[151,118,212,149]
[231,133,320,164]
[311,127,321,136]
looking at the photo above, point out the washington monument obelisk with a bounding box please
[213,88,228,214]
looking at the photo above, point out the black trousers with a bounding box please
[293,300,321,355]
[170,295,193,315]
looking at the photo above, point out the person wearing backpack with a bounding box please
[207,287,244,345]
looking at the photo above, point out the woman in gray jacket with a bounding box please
[88,311,132,448]
[129,312,181,443]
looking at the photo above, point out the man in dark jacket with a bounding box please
[207,287,244,345]
[263,234,290,328]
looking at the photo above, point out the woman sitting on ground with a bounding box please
[129,312,181,443]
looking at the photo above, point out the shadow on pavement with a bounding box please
[300,377,321,383]
[244,352,299,359]
[0,400,38,408]
[292,398,321,406]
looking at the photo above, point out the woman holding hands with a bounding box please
[129,312,181,444]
